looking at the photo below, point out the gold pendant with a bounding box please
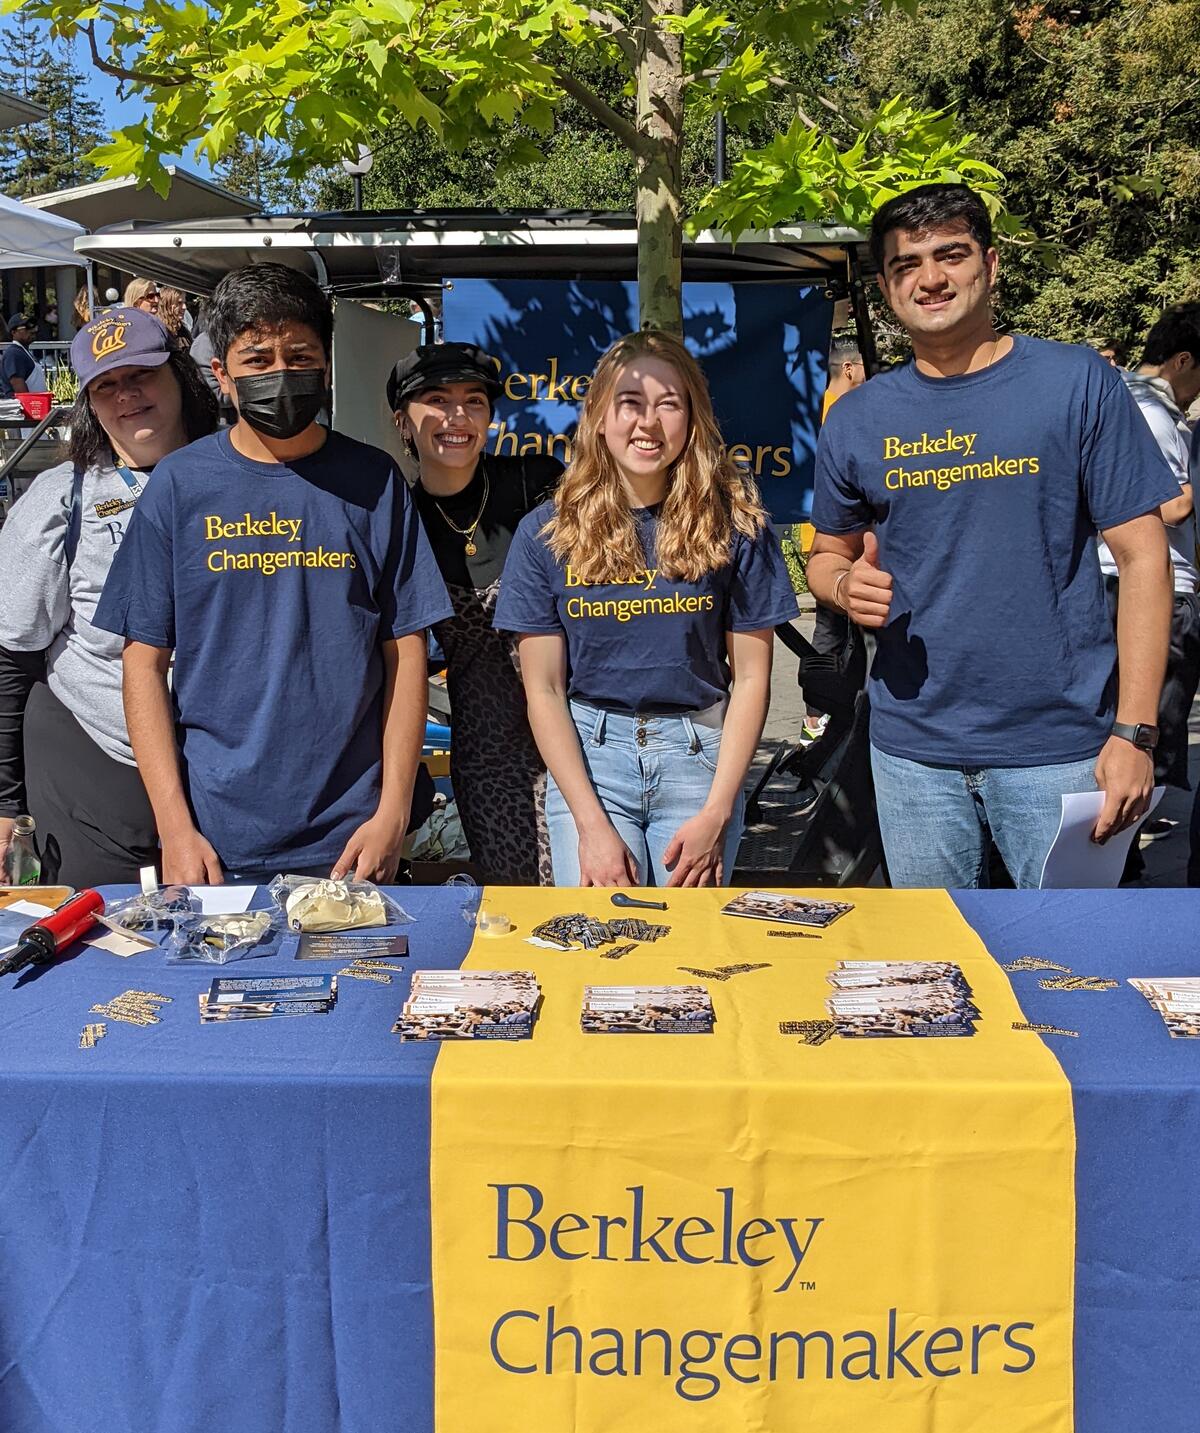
[465,540,477,556]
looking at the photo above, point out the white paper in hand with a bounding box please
[1039,788,1164,889]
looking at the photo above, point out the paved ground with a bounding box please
[748,601,1197,887]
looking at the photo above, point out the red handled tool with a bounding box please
[0,890,105,977]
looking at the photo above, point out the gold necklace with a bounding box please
[433,465,490,556]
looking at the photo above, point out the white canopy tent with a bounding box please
[0,192,92,329]
[0,192,87,270]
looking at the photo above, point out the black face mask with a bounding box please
[233,369,328,440]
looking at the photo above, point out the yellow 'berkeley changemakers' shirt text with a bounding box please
[810,336,1180,767]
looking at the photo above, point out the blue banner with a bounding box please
[442,279,831,525]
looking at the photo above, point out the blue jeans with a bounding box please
[871,744,1100,889]
[546,700,744,886]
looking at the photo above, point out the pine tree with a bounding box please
[214,132,308,213]
[0,14,41,193]
[37,41,105,190]
[0,23,105,197]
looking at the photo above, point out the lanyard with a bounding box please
[114,464,144,499]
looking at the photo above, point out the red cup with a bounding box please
[16,392,53,420]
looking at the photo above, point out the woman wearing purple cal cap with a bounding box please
[0,307,217,885]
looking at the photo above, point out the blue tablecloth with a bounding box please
[0,884,475,1433]
[954,890,1200,1433]
[0,887,1196,1432]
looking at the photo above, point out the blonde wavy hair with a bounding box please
[157,286,188,336]
[544,330,767,583]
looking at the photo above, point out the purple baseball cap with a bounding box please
[71,307,173,387]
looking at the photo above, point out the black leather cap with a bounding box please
[387,342,502,410]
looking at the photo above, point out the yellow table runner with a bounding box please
[431,887,1074,1432]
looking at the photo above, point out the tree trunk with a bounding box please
[635,0,685,333]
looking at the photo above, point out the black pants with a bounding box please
[23,681,158,888]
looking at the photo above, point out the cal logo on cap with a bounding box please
[90,320,129,361]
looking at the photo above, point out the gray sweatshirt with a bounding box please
[0,458,145,765]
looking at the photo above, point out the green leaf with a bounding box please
[198,112,238,163]
[364,39,388,75]
[495,136,545,176]
[87,124,151,179]
[478,89,520,125]
[144,160,173,198]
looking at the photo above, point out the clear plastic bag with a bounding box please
[98,886,200,942]
[165,910,276,964]
[268,875,413,934]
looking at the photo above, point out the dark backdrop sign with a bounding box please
[442,279,831,525]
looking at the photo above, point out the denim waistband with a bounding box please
[568,698,726,753]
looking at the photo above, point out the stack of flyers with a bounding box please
[825,960,978,1038]
[1129,978,1200,1038]
[581,984,714,1034]
[394,970,540,1041]
[720,891,853,928]
[199,972,337,1022]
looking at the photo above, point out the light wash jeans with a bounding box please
[546,700,744,886]
[870,744,1100,889]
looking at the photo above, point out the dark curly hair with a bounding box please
[69,351,218,468]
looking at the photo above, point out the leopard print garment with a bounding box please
[433,577,552,885]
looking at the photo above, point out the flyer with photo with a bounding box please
[1129,978,1200,1037]
[581,984,714,1034]
[721,891,854,928]
[825,960,978,1038]
[394,970,540,1041]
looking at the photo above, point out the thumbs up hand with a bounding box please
[841,530,894,628]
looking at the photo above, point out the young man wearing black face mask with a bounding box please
[94,264,452,884]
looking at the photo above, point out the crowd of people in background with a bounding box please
[0,278,197,404]
[1,179,1197,894]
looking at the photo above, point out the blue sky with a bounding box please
[1,15,214,178]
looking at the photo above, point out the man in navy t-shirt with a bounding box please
[94,265,452,883]
[808,183,1177,888]
[1,314,38,399]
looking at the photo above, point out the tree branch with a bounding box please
[815,91,857,128]
[555,67,650,157]
[586,7,638,66]
[83,21,190,89]
[681,65,854,136]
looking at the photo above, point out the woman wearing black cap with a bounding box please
[388,343,562,883]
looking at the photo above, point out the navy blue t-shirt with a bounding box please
[0,343,35,400]
[812,337,1180,766]
[494,501,798,713]
[94,428,453,872]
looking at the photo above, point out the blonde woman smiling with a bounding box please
[495,331,798,887]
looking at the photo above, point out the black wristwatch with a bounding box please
[1111,721,1159,752]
